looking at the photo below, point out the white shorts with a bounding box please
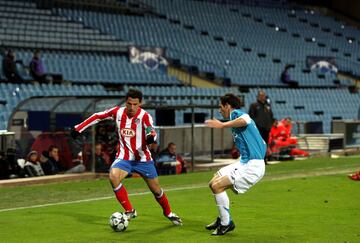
[217,159,265,194]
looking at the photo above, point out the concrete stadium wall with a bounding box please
[157,125,233,155]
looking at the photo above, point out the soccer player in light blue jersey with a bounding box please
[205,93,266,236]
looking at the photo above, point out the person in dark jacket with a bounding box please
[0,151,10,179]
[2,50,23,83]
[94,143,111,173]
[39,150,58,175]
[46,145,85,174]
[248,90,274,147]
[281,64,298,87]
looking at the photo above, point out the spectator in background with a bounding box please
[268,119,281,143]
[29,50,50,83]
[94,143,111,173]
[279,117,308,157]
[2,50,24,83]
[159,142,177,159]
[39,150,58,175]
[348,170,360,181]
[0,151,10,179]
[281,64,298,87]
[249,90,274,149]
[6,148,24,178]
[96,126,108,144]
[0,149,23,179]
[278,117,297,145]
[95,124,119,162]
[159,142,187,174]
[149,141,160,172]
[50,145,85,174]
[0,48,6,62]
[149,141,160,162]
[42,145,85,174]
[230,144,240,159]
[268,117,309,157]
[48,145,63,173]
[0,48,5,56]
[24,151,45,177]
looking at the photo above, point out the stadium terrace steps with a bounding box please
[0,0,129,52]
[0,83,108,130]
[0,82,359,132]
[4,49,181,85]
[0,0,359,132]
[59,0,360,86]
[167,66,222,88]
[1,0,358,86]
[244,87,360,134]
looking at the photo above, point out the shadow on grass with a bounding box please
[36,210,105,226]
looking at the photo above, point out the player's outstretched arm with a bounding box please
[205,117,248,129]
[205,118,225,128]
[73,107,119,135]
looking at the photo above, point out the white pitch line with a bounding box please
[0,184,208,213]
[0,167,357,213]
[0,196,113,213]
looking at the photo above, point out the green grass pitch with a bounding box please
[0,157,359,242]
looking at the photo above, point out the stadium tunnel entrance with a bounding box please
[8,96,239,172]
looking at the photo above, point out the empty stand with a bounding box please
[0,0,359,134]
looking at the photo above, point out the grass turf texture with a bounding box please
[0,157,359,242]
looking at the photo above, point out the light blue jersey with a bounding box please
[230,109,266,163]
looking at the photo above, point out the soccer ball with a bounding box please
[109,212,129,232]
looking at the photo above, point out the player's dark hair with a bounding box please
[167,142,175,148]
[48,145,59,152]
[126,89,143,102]
[220,93,241,109]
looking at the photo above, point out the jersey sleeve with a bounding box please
[74,106,119,133]
[230,110,242,120]
[143,112,157,141]
[239,114,251,125]
[231,110,251,126]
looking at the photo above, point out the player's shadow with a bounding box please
[127,224,177,236]
[37,210,105,226]
[134,218,240,239]
[64,211,106,226]
[139,218,207,235]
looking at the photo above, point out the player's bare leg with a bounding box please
[109,168,137,219]
[208,173,217,186]
[143,176,182,226]
[207,174,235,235]
[206,174,222,230]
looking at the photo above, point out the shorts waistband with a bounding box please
[241,159,265,164]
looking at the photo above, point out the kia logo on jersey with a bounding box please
[121,128,135,137]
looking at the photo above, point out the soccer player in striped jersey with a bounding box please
[72,89,182,226]
[205,93,266,235]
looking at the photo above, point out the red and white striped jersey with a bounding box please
[74,106,156,162]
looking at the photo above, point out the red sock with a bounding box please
[155,190,171,216]
[114,184,133,212]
